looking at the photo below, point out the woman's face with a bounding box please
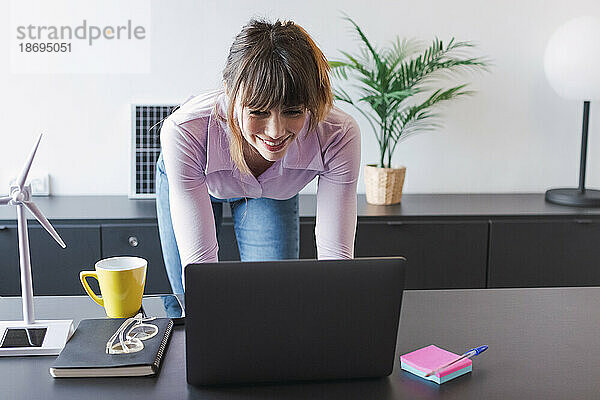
[237,102,307,162]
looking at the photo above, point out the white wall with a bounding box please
[1,0,599,195]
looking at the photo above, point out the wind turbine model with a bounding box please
[0,134,74,356]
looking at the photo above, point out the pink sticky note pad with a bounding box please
[400,345,472,384]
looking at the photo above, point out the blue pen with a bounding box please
[424,345,488,377]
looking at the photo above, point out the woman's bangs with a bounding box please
[241,59,308,111]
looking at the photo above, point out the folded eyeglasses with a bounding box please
[105,313,158,355]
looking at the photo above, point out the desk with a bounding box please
[1,288,599,399]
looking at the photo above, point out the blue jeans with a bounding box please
[155,153,300,294]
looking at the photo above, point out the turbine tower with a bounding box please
[0,134,73,356]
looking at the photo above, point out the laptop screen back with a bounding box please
[185,257,406,385]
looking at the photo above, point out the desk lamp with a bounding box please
[0,134,73,356]
[544,16,600,206]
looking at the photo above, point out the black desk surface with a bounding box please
[2,193,600,222]
[1,287,599,399]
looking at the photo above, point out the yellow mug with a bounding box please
[80,256,148,318]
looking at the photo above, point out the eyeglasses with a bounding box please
[105,313,158,355]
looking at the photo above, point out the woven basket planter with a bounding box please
[364,164,406,205]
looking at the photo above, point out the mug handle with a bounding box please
[79,271,104,307]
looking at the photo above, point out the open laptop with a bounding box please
[184,257,406,386]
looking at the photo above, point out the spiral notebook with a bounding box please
[50,317,173,378]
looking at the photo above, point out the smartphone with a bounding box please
[140,294,185,325]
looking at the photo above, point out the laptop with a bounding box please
[184,257,406,386]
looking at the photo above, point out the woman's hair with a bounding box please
[215,18,333,175]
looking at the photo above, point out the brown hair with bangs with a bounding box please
[215,18,333,175]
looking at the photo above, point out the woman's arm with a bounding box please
[315,116,361,259]
[160,118,219,281]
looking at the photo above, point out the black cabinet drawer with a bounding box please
[355,220,488,289]
[488,219,600,287]
[0,224,101,296]
[101,224,171,294]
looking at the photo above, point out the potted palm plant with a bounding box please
[329,16,490,205]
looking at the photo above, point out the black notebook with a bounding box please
[50,317,173,378]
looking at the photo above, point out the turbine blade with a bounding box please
[0,196,11,205]
[22,201,67,248]
[17,133,43,190]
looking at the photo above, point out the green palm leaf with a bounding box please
[330,16,490,168]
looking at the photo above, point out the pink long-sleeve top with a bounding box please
[160,89,361,269]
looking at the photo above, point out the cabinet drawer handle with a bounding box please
[386,221,404,226]
[575,219,594,224]
[128,236,139,247]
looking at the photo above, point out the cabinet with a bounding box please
[3,194,600,294]
[1,223,170,296]
[0,224,101,296]
[488,218,600,287]
[300,221,317,259]
[217,222,240,261]
[0,225,21,296]
[355,220,488,289]
[101,224,171,294]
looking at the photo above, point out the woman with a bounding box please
[156,18,361,293]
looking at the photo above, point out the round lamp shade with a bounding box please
[544,16,600,100]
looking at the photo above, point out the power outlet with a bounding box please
[8,173,50,196]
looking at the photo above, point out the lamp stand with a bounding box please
[546,101,600,207]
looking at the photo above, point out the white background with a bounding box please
[1,0,599,195]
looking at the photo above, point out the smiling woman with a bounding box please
[237,104,308,177]
[156,18,361,294]
[219,19,333,175]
